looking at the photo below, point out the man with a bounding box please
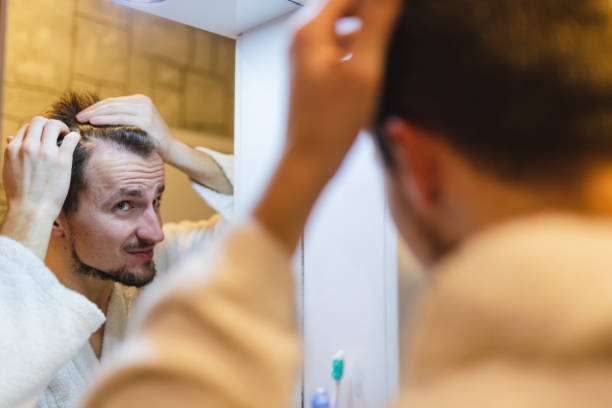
[83,0,612,406]
[1,91,233,408]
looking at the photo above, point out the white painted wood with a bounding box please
[235,13,398,408]
[235,17,304,408]
[111,0,300,38]
[303,134,398,408]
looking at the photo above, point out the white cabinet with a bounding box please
[111,0,301,38]
[236,15,399,408]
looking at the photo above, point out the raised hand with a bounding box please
[76,94,175,160]
[1,117,80,259]
[286,0,403,171]
[254,0,403,251]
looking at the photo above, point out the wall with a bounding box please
[0,0,6,217]
[236,13,398,408]
[0,0,235,218]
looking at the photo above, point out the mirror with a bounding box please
[0,1,408,407]
[0,0,235,223]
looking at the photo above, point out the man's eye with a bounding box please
[153,196,162,208]
[115,201,132,211]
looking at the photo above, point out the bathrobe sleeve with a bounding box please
[81,221,301,408]
[0,237,105,408]
[154,148,235,275]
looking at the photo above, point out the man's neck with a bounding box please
[45,243,114,315]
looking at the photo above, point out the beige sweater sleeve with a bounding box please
[81,221,302,408]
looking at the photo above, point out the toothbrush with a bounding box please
[331,350,346,408]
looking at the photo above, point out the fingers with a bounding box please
[85,114,143,128]
[77,95,150,122]
[310,0,358,28]
[294,0,358,48]
[58,131,81,161]
[10,124,29,147]
[77,103,146,123]
[22,116,47,153]
[8,119,72,157]
[352,0,403,61]
[41,120,70,152]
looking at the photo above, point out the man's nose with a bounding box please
[136,206,165,244]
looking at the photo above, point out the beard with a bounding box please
[71,241,157,288]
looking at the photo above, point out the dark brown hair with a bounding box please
[376,0,612,181]
[45,91,155,213]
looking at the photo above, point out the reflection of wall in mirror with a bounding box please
[162,128,233,223]
[0,0,235,221]
[0,0,7,217]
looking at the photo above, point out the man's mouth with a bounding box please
[126,248,154,260]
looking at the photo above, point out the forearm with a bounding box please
[0,206,56,261]
[253,144,340,253]
[163,140,233,195]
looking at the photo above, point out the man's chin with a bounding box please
[112,263,157,288]
[72,250,157,288]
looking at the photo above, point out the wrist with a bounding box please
[158,138,182,165]
[253,145,340,252]
[1,205,56,260]
[4,203,57,229]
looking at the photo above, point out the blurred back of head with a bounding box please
[377,0,612,182]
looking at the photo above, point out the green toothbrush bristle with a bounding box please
[331,359,344,381]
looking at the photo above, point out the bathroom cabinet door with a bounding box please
[235,13,399,408]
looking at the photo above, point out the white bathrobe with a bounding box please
[83,213,612,408]
[0,148,233,408]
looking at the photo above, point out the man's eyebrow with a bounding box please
[104,188,145,206]
[156,184,165,195]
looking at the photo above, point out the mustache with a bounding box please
[122,240,157,251]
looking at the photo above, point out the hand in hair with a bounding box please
[75,94,175,160]
[254,0,403,251]
[75,94,233,195]
[1,117,80,260]
[284,0,403,171]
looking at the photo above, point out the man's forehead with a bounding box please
[84,141,165,198]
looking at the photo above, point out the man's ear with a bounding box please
[383,118,440,210]
[51,212,68,238]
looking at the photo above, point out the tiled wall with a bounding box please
[0,0,235,217]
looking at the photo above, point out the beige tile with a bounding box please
[2,118,23,141]
[1,118,22,213]
[192,30,215,72]
[153,87,182,128]
[215,36,236,79]
[74,16,129,85]
[2,85,59,120]
[184,73,228,127]
[70,77,100,95]
[154,62,183,89]
[132,12,190,67]
[98,84,127,100]
[77,0,129,26]
[4,0,75,91]
[127,55,154,97]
